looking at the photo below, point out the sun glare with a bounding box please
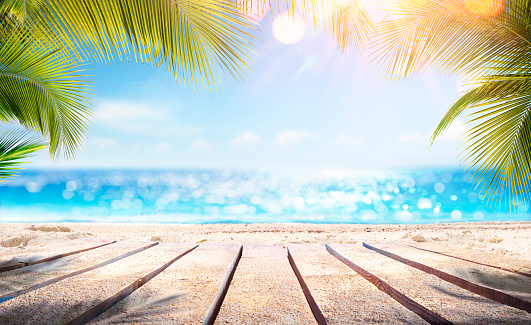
[464,0,504,17]
[272,13,306,45]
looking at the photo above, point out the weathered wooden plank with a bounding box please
[0,240,115,273]
[286,247,327,325]
[0,241,156,301]
[288,244,426,324]
[66,245,198,325]
[405,242,531,278]
[214,245,317,325]
[330,244,531,324]
[364,242,531,313]
[88,243,242,325]
[326,244,451,325]
[0,239,113,270]
[0,243,196,325]
[204,244,243,325]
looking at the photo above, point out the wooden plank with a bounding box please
[0,240,115,273]
[286,247,327,325]
[214,245,317,325]
[326,244,452,325]
[329,244,531,324]
[66,245,198,325]
[0,241,156,301]
[363,243,531,313]
[288,244,426,324]
[405,242,531,278]
[0,239,114,270]
[204,244,243,325]
[86,243,243,325]
[0,243,197,325]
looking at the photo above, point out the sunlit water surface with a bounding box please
[1,169,529,224]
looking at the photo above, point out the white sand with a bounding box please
[1,222,530,260]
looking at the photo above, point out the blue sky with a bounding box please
[32,10,466,170]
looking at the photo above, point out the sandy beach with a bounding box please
[1,221,531,324]
[1,221,530,260]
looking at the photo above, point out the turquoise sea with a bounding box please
[0,168,529,224]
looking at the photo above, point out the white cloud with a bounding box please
[232,131,261,147]
[94,100,165,122]
[334,135,366,147]
[192,139,211,150]
[275,130,313,146]
[154,142,173,152]
[397,133,426,144]
[93,99,202,138]
[91,137,117,149]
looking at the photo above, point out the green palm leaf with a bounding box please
[373,0,531,205]
[240,0,374,51]
[0,0,45,22]
[0,15,92,160]
[0,0,374,171]
[27,0,258,92]
[0,128,47,181]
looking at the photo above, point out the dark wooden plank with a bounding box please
[203,245,243,325]
[0,243,197,325]
[0,240,116,273]
[325,244,453,325]
[405,243,531,278]
[214,245,317,324]
[65,245,198,325]
[287,247,327,325]
[288,244,427,324]
[0,242,157,303]
[90,243,243,325]
[363,242,531,314]
[0,239,113,266]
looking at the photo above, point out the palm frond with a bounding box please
[372,0,531,79]
[0,128,47,182]
[373,0,531,205]
[455,76,531,206]
[0,0,45,22]
[239,0,374,51]
[0,16,92,159]
[28,0,258,92]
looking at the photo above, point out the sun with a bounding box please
[272,13,306,45]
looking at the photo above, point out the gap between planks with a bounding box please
[404,243,531,278]
[363,242,531,314]
[0,242,158,304]
[65,245,199,325]
[0,240,116,273]
[325,244,453,325]
[286,246,328,325]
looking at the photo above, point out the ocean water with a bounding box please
[0,168,529,224]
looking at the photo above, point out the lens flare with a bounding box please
[464,0,504,17]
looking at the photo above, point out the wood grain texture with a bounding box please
[66,245,198,325]
[288,244,427,324]
[0,242,157,303]
[214,245,317,325]
[405,243,531,278]
[363,242,531,314]
[204,245,243,325]
[287,247,328,325]
[0,241,116,273]
[325,244,453,325]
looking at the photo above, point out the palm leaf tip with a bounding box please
[0,129,47,182]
